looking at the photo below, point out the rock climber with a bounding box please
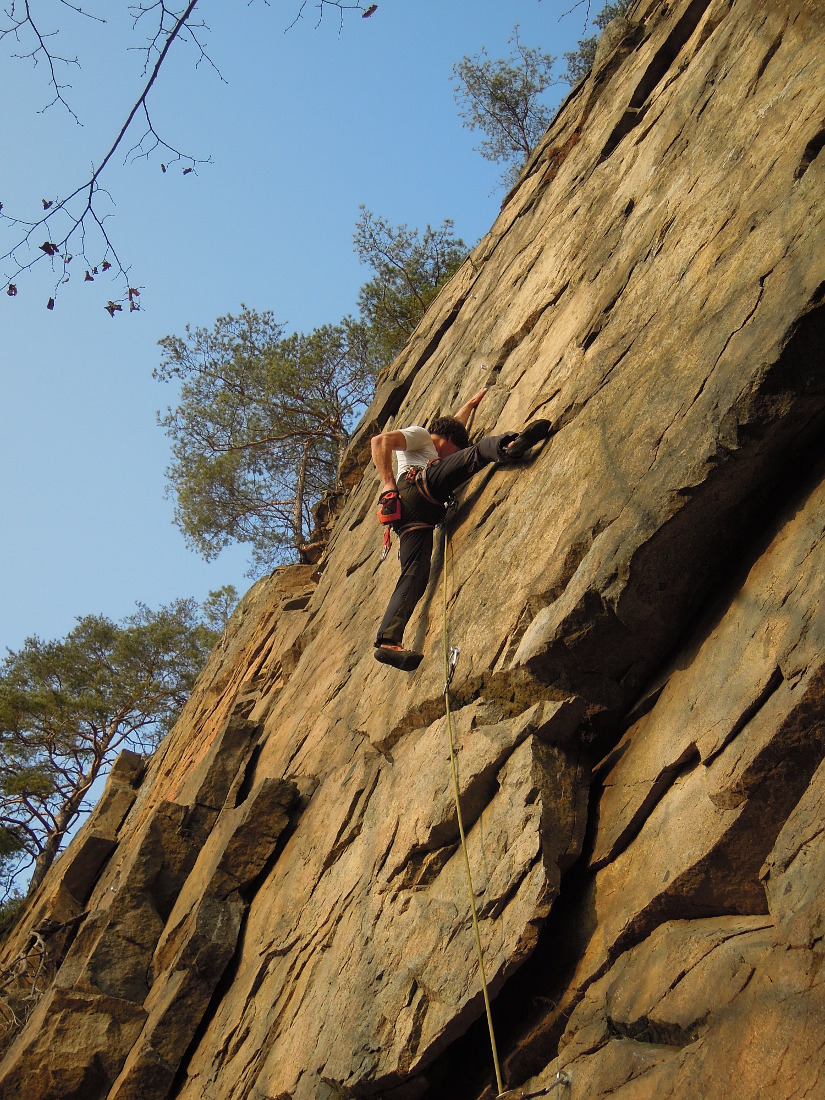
[371,388,553,670]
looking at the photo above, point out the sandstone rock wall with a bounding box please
[2,0,824,1097]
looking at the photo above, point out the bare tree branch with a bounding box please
[1,0,206,307]
[559,0,594,32]
[1,3,80,117]
[1,0,373,309]
[285,0,366,35]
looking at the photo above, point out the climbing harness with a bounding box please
[378,463,453,562]
[381,519,434,563]
[441,524,571,1100]
[413,461,446,512]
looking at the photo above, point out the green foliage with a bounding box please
[563,34,599,86]
[562,1,635,86]
[156,306,380,574]
[0,826,24,860]
[0,600,218,898]
[354,207,468,363]
[451,26,557,186]
[157,212,467,575]
[201,586,239,634]
[2,768,55,799]
[451,4,637,182]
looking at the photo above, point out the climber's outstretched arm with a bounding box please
[454,388,488,426]
[371,430,408,493]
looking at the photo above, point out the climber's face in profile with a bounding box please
[430,433,461,459]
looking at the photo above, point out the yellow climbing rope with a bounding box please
[441,524,505,1097]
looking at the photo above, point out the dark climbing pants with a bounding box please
[375,435,508,647]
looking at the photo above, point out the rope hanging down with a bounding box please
[440,525,572,1100]
[441,524,505,1097]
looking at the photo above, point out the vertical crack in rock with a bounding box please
[599,0,717,163]
[0,800,204,1099]
[160,780,303,1100]
[748,30,784,94]
[590,743,702,872]
[0,699,298,1100]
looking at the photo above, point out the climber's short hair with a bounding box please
[429,416,469,450]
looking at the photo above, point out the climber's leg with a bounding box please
[423,434,511,500]
[424,422,554,501]
[375,526,433,651]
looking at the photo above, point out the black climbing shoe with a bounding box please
[499,419,553,461]
[374,646,424,672]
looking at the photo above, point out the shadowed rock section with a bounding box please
[2,1,825,1098]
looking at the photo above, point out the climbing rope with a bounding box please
[441,523,505,1097]
[440,524,572,1100]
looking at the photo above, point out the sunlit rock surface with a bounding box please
[1,1,824,1097]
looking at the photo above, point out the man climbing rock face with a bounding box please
[371,388,553,671]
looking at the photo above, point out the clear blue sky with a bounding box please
[0,0,595,654]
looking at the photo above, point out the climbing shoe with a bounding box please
[499,419,553,461]
[374,646,424,672]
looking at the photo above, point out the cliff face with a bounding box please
[2,1,825,1097]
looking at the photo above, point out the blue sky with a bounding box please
[0,0,595,654]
